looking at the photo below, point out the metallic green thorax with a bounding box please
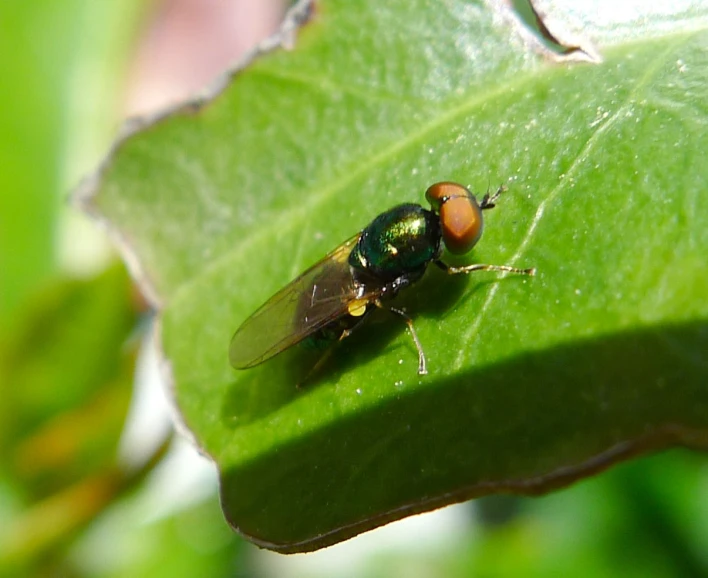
[349,203,442,281]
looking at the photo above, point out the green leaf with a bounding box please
[0,265,139,497]
[83,0,708,552]
[0,0,144,325]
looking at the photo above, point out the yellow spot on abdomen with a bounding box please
[348,299,368,317]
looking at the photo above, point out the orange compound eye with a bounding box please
[425,181,470,211]
[425,182,484,255]
[440,194,484,254]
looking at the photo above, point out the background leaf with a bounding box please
[0,0,143,325]
[0,266,138,495]
[85,0,708,552]
[0,0,152,573]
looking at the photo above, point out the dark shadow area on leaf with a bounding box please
[219,320,708,552]
[220,266,519,425]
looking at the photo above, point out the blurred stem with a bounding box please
[0,432,172,570]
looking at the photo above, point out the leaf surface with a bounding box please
[85,0,708,551]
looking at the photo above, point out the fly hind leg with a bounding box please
[296,329,354,388]
[296,313,369,388]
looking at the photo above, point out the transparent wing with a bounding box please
[229,235,364,369]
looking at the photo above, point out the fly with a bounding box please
[229,182,535,377]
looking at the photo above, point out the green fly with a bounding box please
[229,182,535,376]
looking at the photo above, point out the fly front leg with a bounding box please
[434,260,536,277]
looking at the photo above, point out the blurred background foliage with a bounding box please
[0,0,706,577]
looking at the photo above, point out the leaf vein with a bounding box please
[451,33,695,370]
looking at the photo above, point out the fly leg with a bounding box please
[375,300,427,375]
[296,329,355,388]
[434,261,536,276]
